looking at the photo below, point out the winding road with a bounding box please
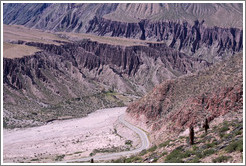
[62,113,150,163]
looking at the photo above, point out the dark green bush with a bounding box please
[225,139,243,153]
[159,140,171,148]
[212,155,232,163]
[164,147,184,163]
[161,151,168,156]
[139,149,147,156]
[203,149,215,157]
[148,145,157,152]
[187,156,200,163]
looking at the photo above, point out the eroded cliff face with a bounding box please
[3,3,243,63]
[125,53,243,142]
[87,18,243,62]
[4,40,210,95]
[3,40,210,128]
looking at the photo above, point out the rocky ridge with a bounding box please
[3,39,209,128]
[126,53,243,142]
[87,18,243,62]
[3,3,243,62]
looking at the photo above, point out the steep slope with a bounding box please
[3,3,243,63]
[3,3,119,33]
[86,18,243,62]
[4,3,243,29]
[3,39,209,128]
[110,114,243,163]
[104,3,243,28]
[126,53,243,143]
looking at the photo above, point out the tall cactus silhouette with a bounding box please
[189,125,194,145]
[203,118,209,134]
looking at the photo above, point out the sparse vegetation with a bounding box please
[54,154,65,161]
[139,149,147,156]
[212,155,232,163]
[125,140,133,146]
[30,158,39,161]
[164,146,185,163]
[109,119,243,163]
[91,146,129,156]
[125,155,141,163]
[147,145,157,153]
[225,139,243,153]
[159,140,171,148]
[203,149,215,157]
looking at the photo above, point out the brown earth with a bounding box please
[126,53,243,143]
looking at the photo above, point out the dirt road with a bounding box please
[3,107,149,163]
[62,113,150,163]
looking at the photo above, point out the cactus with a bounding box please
[189,126,194,145]
[203,118,209,134]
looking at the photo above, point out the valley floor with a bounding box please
[3,107,140,163]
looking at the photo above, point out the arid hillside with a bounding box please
[3,37,211,128]
[126,53,243,143]
[4,3,243,30]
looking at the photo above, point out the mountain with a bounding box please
[4,3,243,29]
[3,36,211,128]
[3,3,243,63]
[125,53,243,143]
[2,3,244,163]
[3,3,243,131]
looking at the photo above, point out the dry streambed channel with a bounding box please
[3,107,149,163]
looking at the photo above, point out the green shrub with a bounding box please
[161,151,168,156]
[112,157,126,163]
[125,140,133,146]
[125,156,141,163]
[195,152,203,159]
[206,142,217,148]
[187,156,200,163]
[192,145,198,151]
[203,149,215,157]
[165,147,184,163]
[225,139,243,153]
[164,157,184,163]
[148,145,157,152]
[159,140,171,148]
[200,133,206,138]
[3,120,7,128]
[223,133,232,139]
[183,150,195,158]
[139,149,147,156]
[234,130,242,136]
[219,132,225,138]
[219,124,230,133]
[55,154,65,161]
[30,158,39,161]
[212,155,232,163]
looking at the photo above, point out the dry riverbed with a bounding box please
[3,107,140,163]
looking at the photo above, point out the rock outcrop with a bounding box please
[4,40,210,94]
[4,3,243,30]
[3,40,210,128]
[87,18,243,61]
[3,3,243,62]
[126,53,243,141]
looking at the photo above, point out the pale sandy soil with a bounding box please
[3,24,69,59]
[3,107,140,163]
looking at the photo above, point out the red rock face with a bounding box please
[126,54,243,137]
[170,84,243,132]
